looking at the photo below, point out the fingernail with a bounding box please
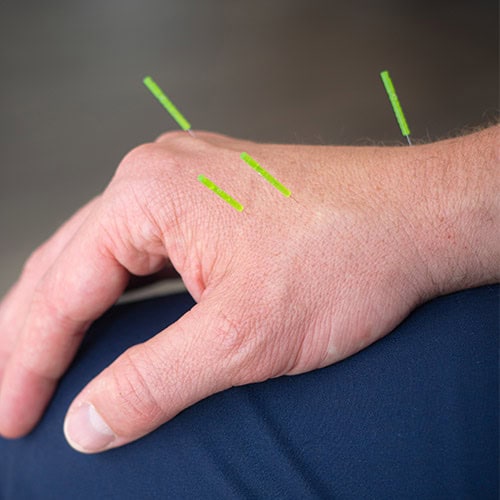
[64,402,115,453]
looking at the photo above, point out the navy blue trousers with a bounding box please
[1,285,498,499]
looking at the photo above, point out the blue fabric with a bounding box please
[0,285,498,499]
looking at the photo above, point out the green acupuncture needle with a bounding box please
[143,76,193,135]
[240,152,291,197]
[380,70,412,145]
[198,175,244,212]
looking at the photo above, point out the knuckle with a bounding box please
[155,130,188,143]
[113,142,184,196]
[108,346,166,434]
[208,307,270,384]
[118,138,190,177]
[212,308,248,357]
[30,280,87,334]
[207,300,299,385]
[116,143,160,178]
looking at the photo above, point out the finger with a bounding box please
[0,282,21,381]
[0,212,130,438]
[0,197,100,380]
[63,295,268,454]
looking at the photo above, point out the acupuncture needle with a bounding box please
[143,76,195,137]
[380,70,412,145]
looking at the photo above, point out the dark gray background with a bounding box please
[0,0,497,296]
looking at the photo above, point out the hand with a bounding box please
[0,129,497,453]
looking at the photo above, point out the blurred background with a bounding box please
[0,0,497,297]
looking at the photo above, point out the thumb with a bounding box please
[63,296,257,453]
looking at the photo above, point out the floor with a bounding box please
[0,0,497,296]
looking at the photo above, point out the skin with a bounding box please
[0,127,498,453]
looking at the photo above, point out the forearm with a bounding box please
[403,126,500,297]
[257,127,499,304]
